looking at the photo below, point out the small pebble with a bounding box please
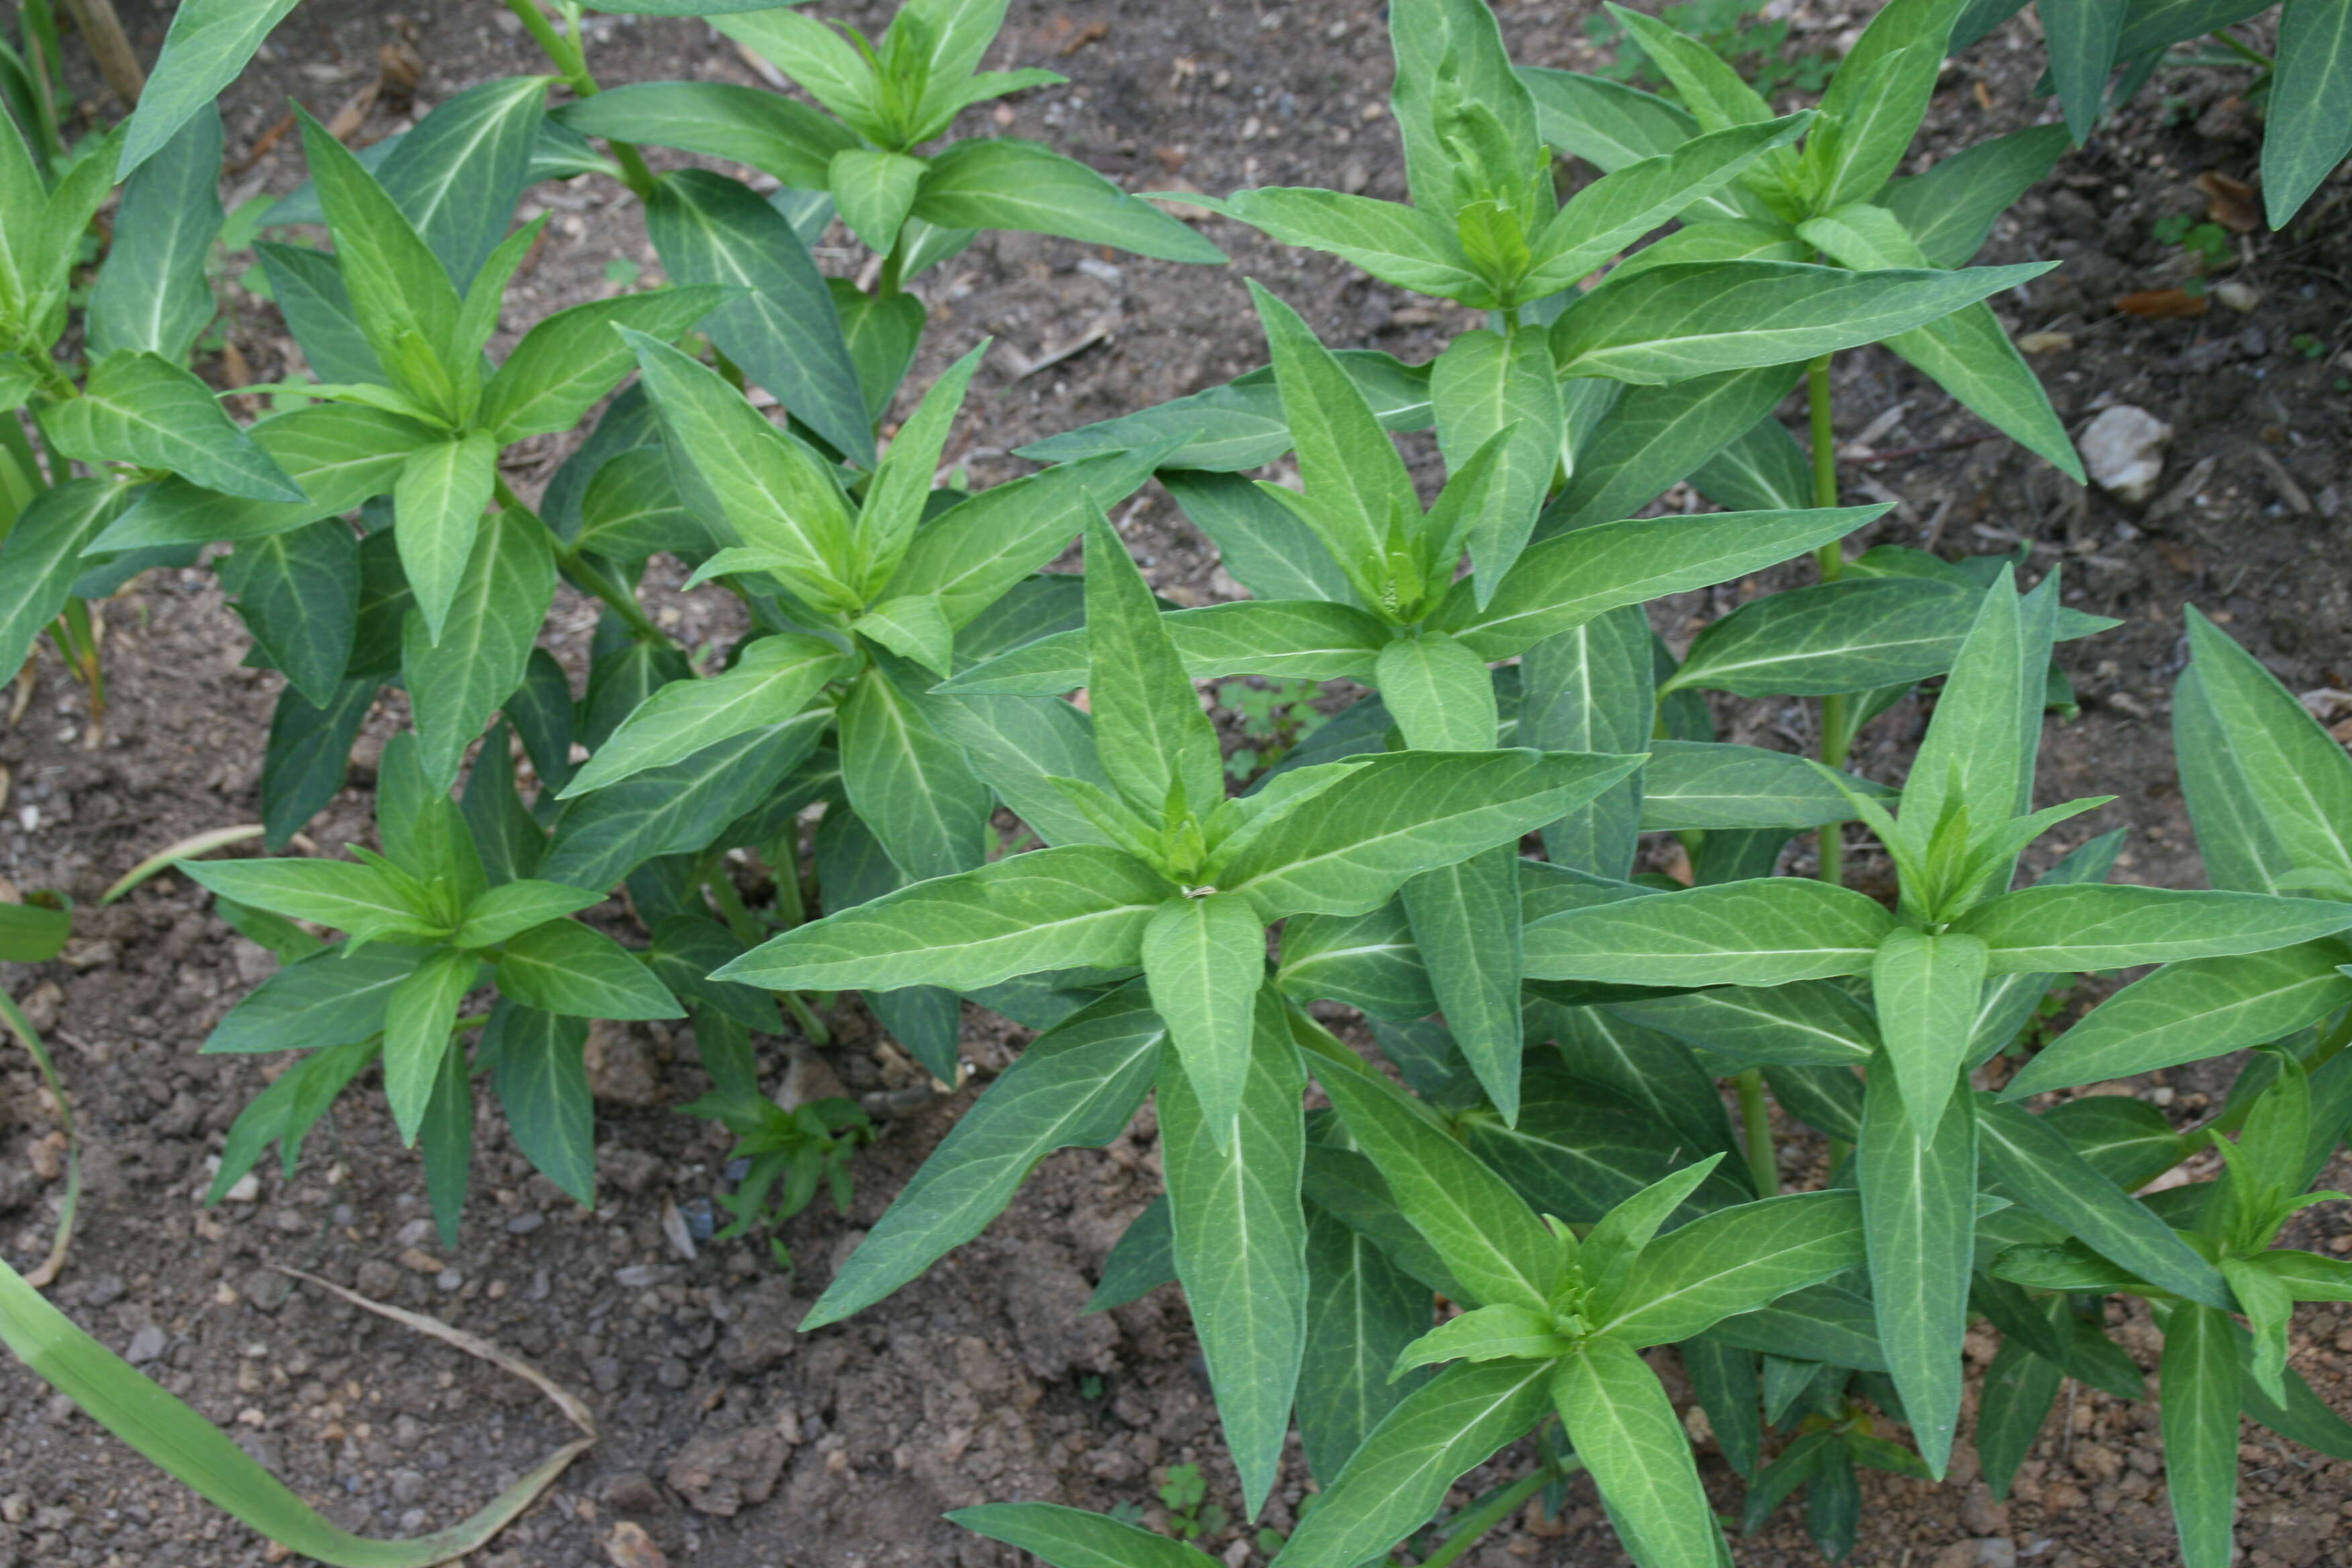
[125,1324,166,1365]
[222,1171,262,1204]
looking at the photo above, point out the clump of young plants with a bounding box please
[4,1,2351,1567]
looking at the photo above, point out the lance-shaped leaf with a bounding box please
[1083,510,1224,818]
[542,712,827,890]
[951,1503,1224,1568]
[622,327,856,608]
[1597,1189,1865,1346]
[562,634,845,797]
[1298,1207,1432,1486]
[2162,1302,2240,1568]
[1392,1304,1573,1379]
[1159,991,1308,1515]
[1892,565,2046,859]
[375,75,549,289]
[1798,203,2081,479]
[1210,188,1481,299]
[941,599,1391,695]
[1430,326,1560,597]
[1520,605,1651,877]
[1978,1322,2065,1500]
[181,856,448,946]
[1638,741,1892,832]
[554,81,861,187]
[839,662,991,881]
[0,479,119,675]
[1163,470,1360,605]
[1430,505,1887,660]
[121,0,303,173]
[296,111,466,405]
[1252,281,1420,610]
[1404,848,1524,1120]
[1873,926,1990,1135]
[477,285,730,443]
[912,138,1226,264]
[392,432,498,644]
[453,882,603,950]
[40,352,302,503]
[1663,576,1983,697]
[1524,877,1896,986]
[1859,1065,1974,1477]
[1268,1359,1553,1568]
[495,922,681,1021]
[402,507,556,792]
[1276,899,1436,1020]
[1974,1096,2233,1308]
[88,99,225,361]
[2007,940,2352,1095]
[2266,0,2352,226]
[1553,1338,1726,1568]
[714,845,1171,993]
[828,147,928,253]
[1309,1036,1560,1314]
[1950,885,2352,974]
[1142,894,1267,1147]
[807,985,1164,1328]
[485,1001,595,1207]
[1550,258,2052,384]
[382,946,478,1144]
[201,942,428,1055]
[218,518,360,708]
[1214,750,1643,922]
[1542,364,1800,534]
[2180,606,2352,886]
[642,170,873,465]
[855,342,987,593]
[1610,980,1878,1069]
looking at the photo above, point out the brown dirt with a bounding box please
[4,2,2350,1566]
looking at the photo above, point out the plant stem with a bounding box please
[2209,29,2273,69]
[1807,351,1849,889]
[1735,1068,1779,1197]
[502,0,656,200]
[1417,1459,1581,1568]
[493,476,673,646]
[875,233,910,299]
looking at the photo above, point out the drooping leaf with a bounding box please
[1859,1065,1975,1477]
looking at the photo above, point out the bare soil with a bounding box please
[4,2,2350,1566]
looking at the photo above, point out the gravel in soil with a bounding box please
[5,1,2351,1565]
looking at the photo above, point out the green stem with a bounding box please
[502,0,656,200]
[2309,1005,2352,1071]
[2209,29,2273,70]
[1807,352,1849,888]
[782,991,832,1048]
[1416,1459,1581,1568]
[494,477,672,646]
[875,233,910,299]
[1735,1068,1779,1197]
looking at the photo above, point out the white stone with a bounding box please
[2080,405,2171,504]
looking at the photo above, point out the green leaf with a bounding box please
[2259,1248,2352,1304]
[1522,606,1653,876]
[708,8,880,130]
[1083,509,1225,819]
[120,0,302,175]
[2007,940,2352,1095]
[256,243,384,384]
[1214,750,1643,922]
[1603,4,1781,140]
[855,341,986,592]
[565,634,843,797]
[1950,884,2352,973]
[624,328,857,607]
[2179,606,2352,889]
[40,352,301,503]
[1553,1338,1724,1568]
[453,881,603,949]
[950,1503,1218,1568]
[401,507,555,791]
[642,170,873,465]
[1143,895,1267,1147]
[1269,1360,1553,1568]
[1159,990,1308,1514]
[418,1022,473,1244]
[478,285,730,442]
[197,942,423,1055]
[391,432,498,644]
[1298,1206,1432,1486]
[805,984,1164,1327]
[1432,505,1886,660]
[1377,634,1498,751]
[1637,741,1890,832]
[1551,259,2053,383]
[1525,113,1809,295]
[1663,577,1983,697]
[1389,0,1549,223]
[716,845,1169,993]
[1973,1095,2234,1309]
[1883,124,2071,267]
[1977,1324,2065,1501]
[219,518,360,707]
[1016,353,1430,474]
[571,447,709,562]
[1544,365,1800,534]
[1797,205,2081,480]
[2265,0,2352,225]
[485,1001,594,1208]
[1873,927,1990,1135]
[1858,1065,1974,1477]
[1212,188,1477,298]
[1277,900,1437,1020]
[1403,848,1525,1119]
[182,856,446,946]
[1393,1303,1573,1377]
[1524,877,1895,986]
[375,75,549,289]
[260,678,381,850]
[2220,1255,2294,1407]
[838,662,991,881]
[296,111,466,410]
[912,138,1225,264]
[544,712,826,890]
[554,81,860,188]
[0,480,124,675]
[1310,1039,1561,1314]
[495,920,679,1021]
[1429,327,1561,596]
[827,148,928,253]
[940,599,1389,695]
[2042,0,2128,141]
[1518,66,1707,171]
[1612,980,1878,1069]
[89,103,223,362]
[1599,1189,1865,1345]
[2161,1304,2240,1568]
[1088,1197,1175,1312]
[383,946,477,1144]
[848,595,953,678]
[832,280,928,420]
